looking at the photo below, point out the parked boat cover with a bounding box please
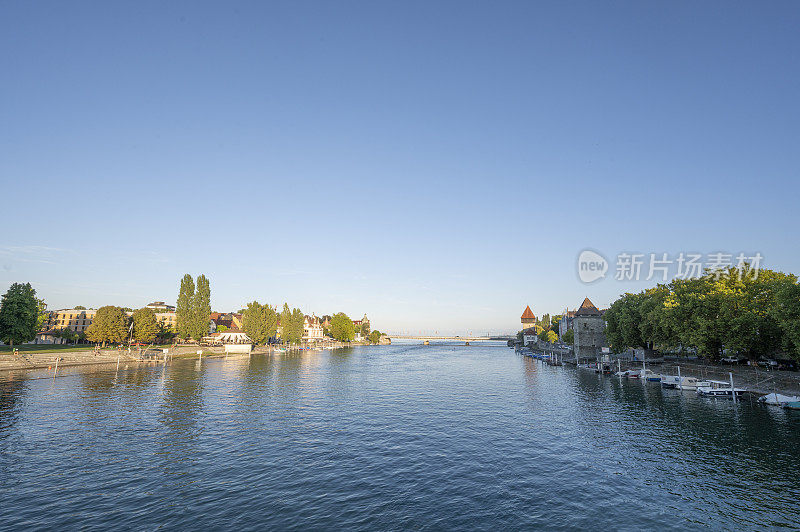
[759,393,800,405]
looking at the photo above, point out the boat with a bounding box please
[643,369,661,382]
[661,375,708,391]
[784,401,800,410]
[758,393,800,406]
[696,380,747,398]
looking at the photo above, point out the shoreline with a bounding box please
[555,357,800,397]
[0,341,381,379]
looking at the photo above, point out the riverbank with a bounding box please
[0,341,377,377]
[564,357,800,397]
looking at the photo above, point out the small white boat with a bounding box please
[758,393,800,406]
[627,368,659,380]
[661,375,708,391]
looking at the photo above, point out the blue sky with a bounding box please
[1,1,798,335]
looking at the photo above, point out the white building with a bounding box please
[303,315,324,343]
[522,328,538,346]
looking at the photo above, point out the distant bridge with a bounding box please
[389,335,514,342]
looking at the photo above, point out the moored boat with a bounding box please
[758,393,800,406]
[697,380,747,398]
[661,375,708,391]
[784,401,800,410]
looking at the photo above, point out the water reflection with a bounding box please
[0,379,27,436]
[1,346,799,530]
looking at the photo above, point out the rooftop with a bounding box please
[575,298,602,317]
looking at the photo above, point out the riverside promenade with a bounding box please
[0,341,373,377]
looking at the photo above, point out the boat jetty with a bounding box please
[514,342,800,409]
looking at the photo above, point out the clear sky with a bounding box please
[1,1,799,335]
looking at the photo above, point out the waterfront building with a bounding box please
[44,308,96,333]
[303,315,324,343]
[352,314,370,331]
[558,309,577,338]
[34,308,97,344]
[155,312,176,331]
[573,298,608,362]
[146,301,176,312]
[521,306,537,330]
[204,329,252,345]
[210,312,242,332]
[522,328,538,346]
[123,309,176,330]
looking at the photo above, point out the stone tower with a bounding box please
[573,298,607,362]
[520,305,537,330]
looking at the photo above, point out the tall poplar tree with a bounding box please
[191,275,211,341]
[287,307,305,344]
[0,282,39,346]
[176,274,194,340]
[279,303,292,343]
[263,304,278,341]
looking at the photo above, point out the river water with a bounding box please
[1,341,798,530]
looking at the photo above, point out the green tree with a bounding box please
[132,308,159,343]
[279,303,292,343]
[36,298,48,331]
[604,292,647,351]
[776,280,800,357]
[74,305,86,310]
[368,330,381,344]
[85,306,129,347]
[263,304,278,341]
[176,274,195,339]
[282,307,304,344]
[156,321,175,343]
[58,328,77,344]
[191,275,211,341]
[242,301,267,343]
[360,320,371,337]
[540,313,551,330]
[0,283,39,346]
[562,328,574,345]
[330,312,355,342]
[216,324,228,333]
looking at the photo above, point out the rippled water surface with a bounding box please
[1,341,800,530]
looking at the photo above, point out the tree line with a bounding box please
[604,265,800,361]
[84,306,166,347]
[0,276,384,348]
[239,304,383,345]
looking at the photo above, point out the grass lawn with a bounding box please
[0,344,97,354]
